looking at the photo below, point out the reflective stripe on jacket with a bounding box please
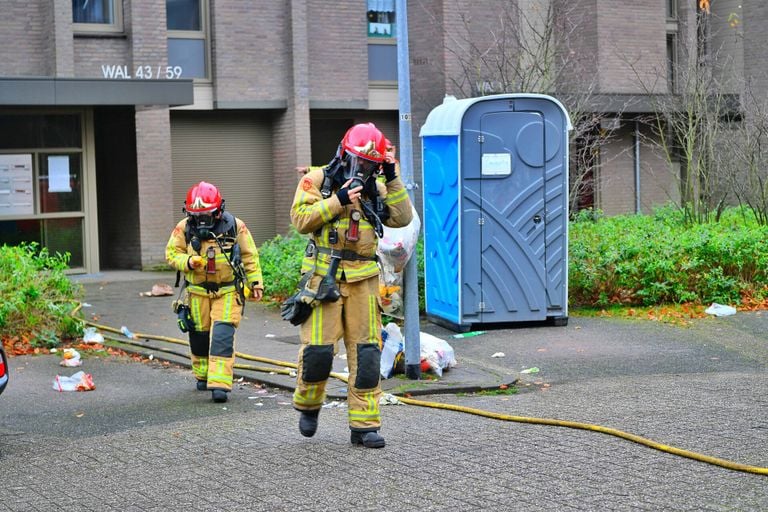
[290,168,413,283]
[165,216,263,295]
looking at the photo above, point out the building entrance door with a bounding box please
[0,111,95,271]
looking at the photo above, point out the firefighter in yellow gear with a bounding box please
[166,181,263,403]
[290,123,413,448]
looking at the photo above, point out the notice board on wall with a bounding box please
[0,154,34,216]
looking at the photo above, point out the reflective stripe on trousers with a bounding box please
[293,276,382,430]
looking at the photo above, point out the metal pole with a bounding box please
[634,119,641,214]
[396,0,420,380]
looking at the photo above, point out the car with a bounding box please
[0,344,7,395]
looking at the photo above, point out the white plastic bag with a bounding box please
[82,326,104,344]
[419,332,457,377]
[52,371,96,392]
[380,323,404,379]
[59,348,82,367]
[377,207,420,273]
[704,303,737,317]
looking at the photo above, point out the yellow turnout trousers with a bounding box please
[187,290,242,391]
[293,276,382,431]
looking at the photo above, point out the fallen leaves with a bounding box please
[0,333,136,359]
[593,303,708,326]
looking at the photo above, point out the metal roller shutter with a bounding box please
[170,111,275,245]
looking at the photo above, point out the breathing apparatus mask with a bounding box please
[188,209,220,240]
[343,152,380,190]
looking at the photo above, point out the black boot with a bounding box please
[299,409,320,437]
[350,431,385,448]
[211,389,228,403]
[196,380,207,391]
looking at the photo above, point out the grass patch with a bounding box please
[457,385,518,397]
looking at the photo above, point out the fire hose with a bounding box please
[70,303,768,477]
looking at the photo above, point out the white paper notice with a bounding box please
[481,153,512,176]
[48,156,72,193]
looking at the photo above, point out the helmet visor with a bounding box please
[343,152,380,182]
[190,211,217,231]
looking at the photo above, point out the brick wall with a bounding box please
[597,125,636,215]
[710,0,744,93]
[74,39,132,78]
[135,106,173,268]
[638,123,679,212]
[408,0,448,215]
[211,0,290,103]
[0,0,50,76]
[596,0,666,93]
[272,109,302,235]
[73,0,132,77]
[52,0,74,76]
[271,1,311,235]
[307,0,368,103]
[557,0,598,91]
[130,0,167,70]
[742,1,768,94]
[131,0,173,268]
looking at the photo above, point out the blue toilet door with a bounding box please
[461,106,547,323]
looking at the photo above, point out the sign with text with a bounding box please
[101,65,183,79]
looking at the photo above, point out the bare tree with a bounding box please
[627,8,741,224]
[725,86,768,224]
[419,0,624,215]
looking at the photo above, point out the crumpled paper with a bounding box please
[139,283,174,297]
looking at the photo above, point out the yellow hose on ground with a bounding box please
[71,304,767,476]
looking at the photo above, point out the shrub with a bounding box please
[258,227,309,302]
[569,206,768,307]
[0,243,83,346]
[259,229,427,312]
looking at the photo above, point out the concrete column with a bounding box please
[135,106,174,268]
[273,0,312,232]
[52,0,75,76]
[131,0,173,268]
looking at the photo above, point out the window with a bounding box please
[72,0,123,33]
[666,0,677,20]
[367,0,397,84]
[367,0,396,38]
[667,34,677,93]
[167,0,209,79]
[368,44,398,82]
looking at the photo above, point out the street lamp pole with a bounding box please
[395,0,421,380]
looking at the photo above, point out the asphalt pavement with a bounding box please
[0,270,766,511]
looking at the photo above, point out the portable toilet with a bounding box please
[419,93,571,331]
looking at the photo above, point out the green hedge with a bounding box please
[261,206,767,311]
[569,207,768,307]
[259,227,426,310]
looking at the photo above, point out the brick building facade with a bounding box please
[0,0,758,272]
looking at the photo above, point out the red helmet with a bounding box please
[185,181,222,215]
[341,123,386,164]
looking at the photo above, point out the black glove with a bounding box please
[382,161,397,182]
[336,187,352,206]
